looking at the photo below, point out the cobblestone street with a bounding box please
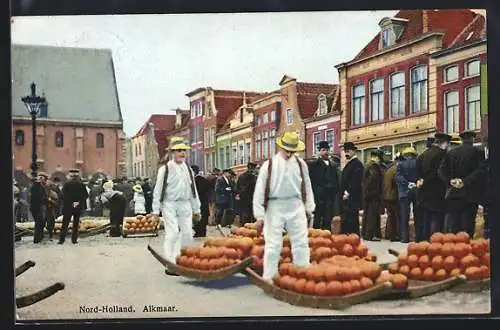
[15,226,490,320]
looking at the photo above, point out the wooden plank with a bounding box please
[15,260,36,277]
[16,282,65,308]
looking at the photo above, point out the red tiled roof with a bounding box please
[449,13,486,48]
[214,91,262,125]
[353,9,478,61]
[296,82,338,120]
[135,114,176,136]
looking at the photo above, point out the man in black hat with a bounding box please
[30,172,49,243]
[59,169,89,244]
[308,141,339,230]
[215,169,234,228]
[191,165,210,237]
[416,132,452,239]
[438,130,487,236]
[141,177,153,214]
[235,162,258,225]
[339,142,364,235]
[361,149,384,241]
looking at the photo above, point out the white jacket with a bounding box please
[152,160,201,215]
[133,192,146,214]
[253,153,315,221]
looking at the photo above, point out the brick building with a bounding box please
[251,91,281,165]
[303,85,341,159]
[164,108,191,164]
[335,9,486,164]
[11,44,125,180]
[131,114,175,179]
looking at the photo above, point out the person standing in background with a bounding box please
[142,178,153,214]
[382,154,402,241]
[339,142,364,235]
[416,133,451,239]
[45,178,60,240]
[59,169,88,244]
[132,184,147,215]
[361,149,385,241]
[308,141,339,230]
[192,165,211,237]
[30,172,49,243]
[99,180,126,237]
[396,147,419,243]
[235,162,258,225]
[214,169,234,229]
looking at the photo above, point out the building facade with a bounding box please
[225,100,254,175]
[165,108,191,164]
[11,44,125,179]
[335,9,485,164]
[251,92,281,165]
[124,137,133,178]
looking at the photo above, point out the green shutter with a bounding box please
[481,62,488,115]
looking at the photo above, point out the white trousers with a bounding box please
[161,201,193,263]
[262,198,310,281]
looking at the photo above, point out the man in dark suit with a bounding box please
[215,169,234,228]
[396,147,419,243]
[142,178,153,214]
[416,133,452,239]
[308,141,339,230]
[340,142,364,235]
[30,172,49,243]
[438,130,486,236]
[191,165,211,237]
[59,169,89,244]
[361,149,385,241]
[235,162,258,225]
[207,168,220,225]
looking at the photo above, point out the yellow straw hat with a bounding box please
[450,133,462,145]
[276,131,305,152]
[167,136,191,151]
[103,180,114,190]
[133,184,143,193]
[402,146,418,155]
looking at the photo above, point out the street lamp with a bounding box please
[21,82,46,182]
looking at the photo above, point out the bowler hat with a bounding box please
[191,165,200,175]
[434,132,452,142]
[370,149,385,160]
[342,142,357,151]
[459,130,477,140]
[276,131,305,152]
[318,141,330,150]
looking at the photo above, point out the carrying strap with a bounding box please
[263,156,306,211]
[159,162,196,203]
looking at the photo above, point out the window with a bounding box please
[270,129,276,156]
[197,149,203,169]
[191,150,195,164]
[411,65,428,113]
[225,146,230,168]
[190,128,195,144]
[133,163,137,176]
[135,144,138,156]
[370,79,384,121]
[318,94,328,115]
[55,131,64,148]
[256,134,261,160]
[239,144,244,165]
[466,85,481,131]
[444,90,459,134]
[197,103,203,117]
[15,130,24,146]
[212,151,216,169]
[96,133,104,148]
[233,146,237,166]
[444,65,459,83]
[390,72,405,117]
[141,161,144,177]
[465,60,480,77]
[352,84,365,125]
[139,144,142,155]
[219,147,224,169]
[198,126,203,142]
[286,109,294,125]
[326,130,335,151]
[413,140,427,155]
[256,115,261,126]
[210,127,215,146]
[263,131,268,159]
[204,128,209,147]
[240,108,244,123]
[271,110,276,121]
[263,112,268,124]
[206,154,211,172]
[191,104,195,118]
[246,142,251,163]
[313,132,322,151]
[381,27,396,48]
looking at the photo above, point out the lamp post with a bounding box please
[21,82,46,182]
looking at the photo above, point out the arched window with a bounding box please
[96,133,104,148]
[55,131,64,148]
[15,130,24,146]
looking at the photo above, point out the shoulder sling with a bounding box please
[263,156,306,211]
[159,162,196,203]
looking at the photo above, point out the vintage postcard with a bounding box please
[12,9,490,321]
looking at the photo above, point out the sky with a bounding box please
[11,11,398,137]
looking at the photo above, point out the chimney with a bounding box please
[422,10,429,34]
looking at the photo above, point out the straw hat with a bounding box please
[276,131,305,152]
[103,180,114,190]
[133,184,143,193]
[167,136,191,151]
[402,147,418,155]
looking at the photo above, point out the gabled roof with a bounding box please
[12,44,122,124]
[296,82,338,120]
[449,13,486,48]
[135,114,176,137]
[153,129,169,160]
[213,91,262,126]
[352,9,478,62]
